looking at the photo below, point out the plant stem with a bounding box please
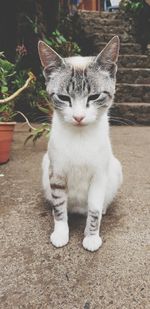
[0,72,36,104]
[16,111,36,131]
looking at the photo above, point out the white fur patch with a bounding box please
[83,234,102,252]
[66,56,93,69]
[50,221,69,248]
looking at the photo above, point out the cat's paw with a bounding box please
[50,231,69,248]
[82,234,102,252]
[50,223,69,248]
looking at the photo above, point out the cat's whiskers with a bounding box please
[109,116,137,126]
[109,118,130,126]
[32,115,50,122]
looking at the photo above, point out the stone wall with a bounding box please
[68,10,150,124]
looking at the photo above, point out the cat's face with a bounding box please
[38,36,120,127]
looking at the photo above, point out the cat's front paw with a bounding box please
[83,234,102,252]
[50,230,69,248]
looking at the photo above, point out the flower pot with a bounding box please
[0,122,16,164]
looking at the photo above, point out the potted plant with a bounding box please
[0,53,35,163]
[119,0,143,13]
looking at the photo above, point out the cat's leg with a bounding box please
[42,152,52,201]
[50,172,69,248]
[103,157,123,215]
[83,176,106,252]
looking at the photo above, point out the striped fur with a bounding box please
[50,173,67,222]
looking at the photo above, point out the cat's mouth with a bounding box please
[73,123,87,127]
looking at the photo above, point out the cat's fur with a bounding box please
[38,36,123,252]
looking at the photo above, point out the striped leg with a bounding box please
[83,209,102,252]
[50,173,69,248]
[84,210,100,236]
[83,176,106,252]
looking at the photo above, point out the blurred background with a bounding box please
[0,0,150,124]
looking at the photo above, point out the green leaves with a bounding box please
[1,86,8,94]
[120,0,144,14]
[0,53,25,121]
[0,102,15,122]
[24,123,50,145]
[44,29,81,57]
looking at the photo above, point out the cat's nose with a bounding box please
[73,116,85,123]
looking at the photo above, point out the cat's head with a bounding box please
[38,36,119,127]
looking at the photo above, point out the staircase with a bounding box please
[75,11,150,124]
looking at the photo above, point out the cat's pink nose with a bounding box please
[73,116,85,123]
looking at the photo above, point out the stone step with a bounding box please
[82,24,134,36]
[86,32,136,43]
[80,18,134,30]
[81,18,131,29]
[94,42,141,55]
[99,11,121,19]
[79,11,124,20]
[118,55,150,68]
[115,84,150,103]
[77,11,150,125]
[82,18,135,35]
[117,68,150,84]
[110,103,150,125]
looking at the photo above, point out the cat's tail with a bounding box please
[42,152,52,201]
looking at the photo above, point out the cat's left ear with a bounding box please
[95,36,120,76]
[38,41,64,80]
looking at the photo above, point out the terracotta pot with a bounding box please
[0,122,16,164]
[82,0,97,11]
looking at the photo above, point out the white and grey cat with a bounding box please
[38,36,123,252]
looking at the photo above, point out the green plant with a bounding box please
[0,54,16,121]
[0,52,35,122]
[44,30,81,57]
[24,122,50,144]
[0,52,50,143]
[120,0,144,14]
[20,91,52,144]
[0,103,16,122]
[0,54,15,99]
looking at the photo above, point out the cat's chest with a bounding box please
[49,126,109,173]
[51,135,104,167]
[67,164,92,205]
[67,162,92,184]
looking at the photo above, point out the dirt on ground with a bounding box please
[0,124,150,309]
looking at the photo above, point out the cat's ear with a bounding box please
[38,41,64,80]
[95,36,120,76]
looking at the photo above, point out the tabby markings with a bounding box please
[88,210,99,235]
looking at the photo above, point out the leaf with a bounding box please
[56,37,62,45]
[44,38,53,46]
[1,86,8,93]
[33,131,43,144]
[60,37,66,43]
[55,30,60,36]
[37,103,50,114]
[24,134,34,145]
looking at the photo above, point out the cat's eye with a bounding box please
[57,95,71,106]
[87,94,100,102]
[87,92,109,108]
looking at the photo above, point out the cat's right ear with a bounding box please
[94,36,120,77]
[38,41,64,80]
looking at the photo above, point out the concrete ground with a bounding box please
[0,124,149,309]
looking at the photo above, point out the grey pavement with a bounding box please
[0,124,149,308]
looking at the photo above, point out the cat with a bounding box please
[38,36,123,252]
